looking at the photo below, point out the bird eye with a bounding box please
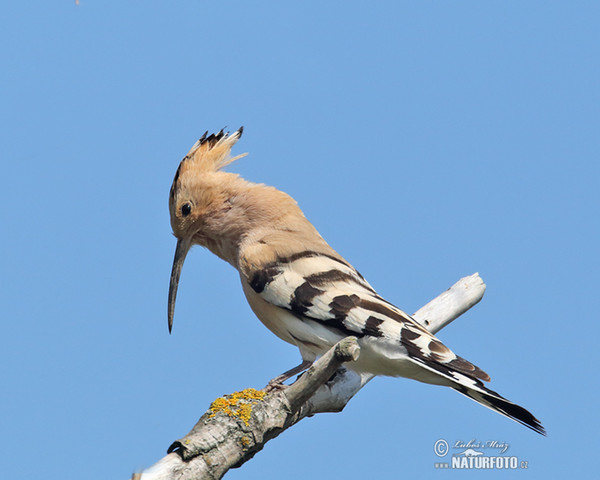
[181,203,192,216]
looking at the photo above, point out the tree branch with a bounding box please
[130,273,486,480]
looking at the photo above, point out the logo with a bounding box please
[433,439,529,470]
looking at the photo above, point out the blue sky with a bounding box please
[1,1,598,478]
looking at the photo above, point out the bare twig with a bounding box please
[131,273,486,480]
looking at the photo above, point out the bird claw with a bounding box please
[262,360,314,392]
[263,379,289,393]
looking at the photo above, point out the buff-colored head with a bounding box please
[167,127,247,332]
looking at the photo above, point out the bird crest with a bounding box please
[170,127,246,199]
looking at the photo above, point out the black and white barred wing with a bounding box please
[246,250,488,381]
[245,250,545,435]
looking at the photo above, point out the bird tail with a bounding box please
[402,347,546,435]
[451,382,546,436]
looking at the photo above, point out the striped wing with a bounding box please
[244,249,545,435]
[245,250,490,382]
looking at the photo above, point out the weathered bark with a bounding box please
[131,273,486,480]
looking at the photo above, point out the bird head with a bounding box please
[167,127,247,333]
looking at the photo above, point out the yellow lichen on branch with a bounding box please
[208,388,266,426]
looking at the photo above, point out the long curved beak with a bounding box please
[168,237,192,333]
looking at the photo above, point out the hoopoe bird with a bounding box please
[167,127,545,435]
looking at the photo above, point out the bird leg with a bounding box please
[265,360,313,391]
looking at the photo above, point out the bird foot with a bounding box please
[262,360,314,392]
[263,378,289,393]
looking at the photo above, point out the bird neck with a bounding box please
[196,182,306,269]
